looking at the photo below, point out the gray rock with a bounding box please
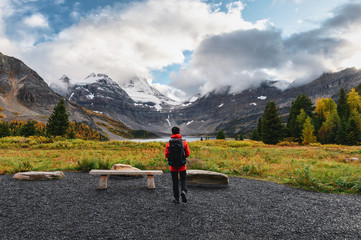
[187,170,229,187]
[13,171,65,180]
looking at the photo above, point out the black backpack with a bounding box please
[167,138,187,167]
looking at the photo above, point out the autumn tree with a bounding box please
[46,99,70,137]
[317,110,340,144]
[301,116,317,145]
[0,106,4,121]
[262,101,284,144]
[287,94,314,138]
[347,88,361,113]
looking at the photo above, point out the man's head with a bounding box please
[171,126,180,135]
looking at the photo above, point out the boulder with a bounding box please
[13,171,65,180]
[111,164,141,171]
[110,164,142,178]
[187,170,229,187]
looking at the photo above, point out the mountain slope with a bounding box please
[180,68,361,134]
[0,52,97,128]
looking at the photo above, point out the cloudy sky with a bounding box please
[0,0,360,100]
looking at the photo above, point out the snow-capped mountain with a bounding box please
[121,77,179,111]
[49,68,361,135]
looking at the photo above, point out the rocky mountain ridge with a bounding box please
[3,52,361,136]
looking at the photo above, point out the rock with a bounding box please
[111,164,141,171]
[13,171,65,180]
[345,158,360,163]
[110,164,142,178]
[187,170,229,187]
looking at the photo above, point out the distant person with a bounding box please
[165,127,190,203]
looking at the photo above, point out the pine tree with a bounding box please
[20,120,37,137]
[238,131,244,141]
[346,118,361,145]
[301,116,317,145]
[337,88,350,120]
[216,130,226,140]
[46,99,70,137]
[256,118,262,139]
[0,122,11,138]
[286,94,314,138]
[262,101,284,144]
[336,115,348,145]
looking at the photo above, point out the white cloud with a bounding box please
[23,13,49,28]
[171,2,361,97]
[16,0,267,88]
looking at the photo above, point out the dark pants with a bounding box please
[171,170,187,200]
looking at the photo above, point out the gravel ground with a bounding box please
[1,172,361,240]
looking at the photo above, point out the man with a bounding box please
[165,127,190,203]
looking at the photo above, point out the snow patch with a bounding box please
[86,93,94,100]
[165,117,171,126]
[186,120,194,125]
[257,96,267,100]
[68,92,74,100]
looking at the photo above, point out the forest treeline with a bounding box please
[251,85,361,145]
[0,99,107,141]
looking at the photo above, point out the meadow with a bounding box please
[1,136,361,194]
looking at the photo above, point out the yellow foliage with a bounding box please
[315,98,337,119]
[347,88,361,112]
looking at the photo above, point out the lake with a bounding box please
[128,136,214,142]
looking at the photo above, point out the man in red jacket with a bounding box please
[165,127,190,203]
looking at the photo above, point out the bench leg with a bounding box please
[98,175,108,189]
[147,175,155,189]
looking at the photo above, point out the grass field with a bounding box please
[1,136,361,194]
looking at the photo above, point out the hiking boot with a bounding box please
[181,191,187,203]
[173,199,180,204]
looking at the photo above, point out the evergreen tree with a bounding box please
[336,115,349,145]
[0,122,11,138]
[20,121,37,137]
[346,118,361,145]
[216,130,226,140]
[286,94,314,138]
[337,88,350,120]
[256,118,262,139]
[301,116,317,145]
[250,128,260,141]
[238,131,244,141]
[262,101,284,144]
[46,99,70,137]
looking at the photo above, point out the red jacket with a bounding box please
[165,134,190,172]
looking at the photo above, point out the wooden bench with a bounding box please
[89,170,163,189]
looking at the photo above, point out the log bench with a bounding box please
[89,170,163,189]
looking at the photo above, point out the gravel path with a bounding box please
[1,172,361,240]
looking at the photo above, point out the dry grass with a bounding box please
[1,137,361,194]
